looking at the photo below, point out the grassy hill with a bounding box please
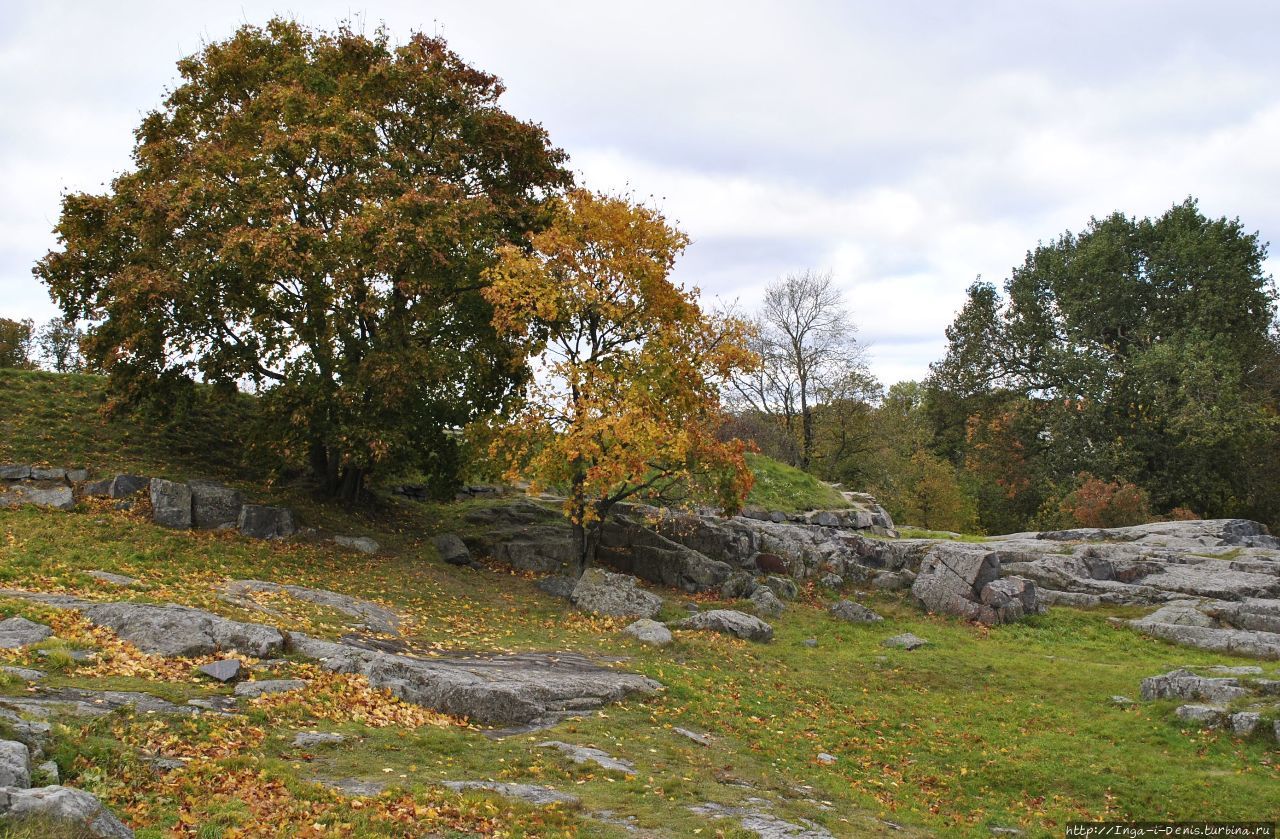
[1,370,1278,837]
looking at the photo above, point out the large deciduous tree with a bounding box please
[0,319,34,369]
[483,189,755,574]
[929,199,1279,529]
[35,19,570,501]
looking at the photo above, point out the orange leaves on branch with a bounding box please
[482,189,755,549]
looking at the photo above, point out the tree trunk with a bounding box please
[572,520,600,578]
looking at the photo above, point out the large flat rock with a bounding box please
[288,634,660,726]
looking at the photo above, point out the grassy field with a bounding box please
[743,453,850,513]
[1,370,1278,837]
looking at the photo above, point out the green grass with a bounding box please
[744,453,850,512]
[1,370,1279,836]
[896,527,989,542]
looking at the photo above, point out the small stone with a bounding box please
[36,758,60,784]
[762,575,798,600]
[536,740,635,774]
[749,587,785,618]
[829,600,883,623]
[622,619,673,646]
[442,780,580,807]
[292,732,346,748]
[0,464,31,480]
[802,638,818,648]
[65,468,90,483]
[1174,704,1223,725]
[1230,711,1261,736]
[432,533,472,566]
[882,633,929,650]
[819,573,843,588]
[333,535,380,555]
[1110,695,1134,706]
[990,827,1025,836]
[673,727,712,747]
[30,466,67,481]
[0,666,46,681]
[233,678,306,698]
[570,568,662,619]
[670,609,774,642]
[87,570,139,587]
[36,648,95,663]
[816,752,837,765]
[198,659,242,683]
[0,785,134,838]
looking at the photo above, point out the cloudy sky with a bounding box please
[2,1,1277,384]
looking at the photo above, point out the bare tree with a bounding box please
[35,317,84,372]
[729,270,867,469]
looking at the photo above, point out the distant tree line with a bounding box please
[728,199,1280,534]
[0,316,84,372]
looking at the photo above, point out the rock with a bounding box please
[762,575,799,601]
[913,544,1043,624]
[1174,704,1223,725]
[0,710,50,759]
[288,634,661,726]
[0,465,31,480]
[333,535,380,555]
[35,759,59,784]
[1110,695,1134,706]
[318,778,386,797]
[1,688,199,719]
[1129,601,1280,659]
[433,533,472,566]
[1139,669,1251,703]
[0,740,31,788]
[233,679,306,698]
[0,617,53,649]
[673,727,712,746]
[819,573,843,588]
[237,505,296,540]
[769,511,789,523]
[109,475,149,498]
[36,648,94,663]
[188,480,244,529]
[0,785,133,838]
[599,515,734,593]
[30,467,67,481]
[86,570,139,587]
[74,601,284,658]
[882,633,929,650]
[803,638,818,648]
[721,572,760,600]
[223,580,399,636]
[621,619,673,646]
[198,659,242,683]
[749,588,785,618]
[689,802,834,838]
[829,600,883,623]
[536,740,636,774]
[0,484,75,511]
[442,781,580,807]
[1230,711,1261,736]
[292,732,346,748]
[670,610,774,642]
[816,752,837,765]
[535,576,577,599]
[149,479,192,529]
[0,666,44,681]
[570,568,662,619]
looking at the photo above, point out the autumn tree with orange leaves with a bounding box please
[483,189,755,574]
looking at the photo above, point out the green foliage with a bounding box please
[35,18,571,502]
[0,318,34,369]
[930,199,1280,531]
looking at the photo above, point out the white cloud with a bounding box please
[2,0,1277,384]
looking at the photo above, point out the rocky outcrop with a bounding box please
[0,617,54,649]
[1139,666,1280,744]
[1128,600,1280,659]
[536,740,635,774]
[432,533,473,567]
[237,505,296,540]
[670,609,774,642]
[0,785,133,838]
[569,569,662,619]
[288,634,660,726]
[222,579,400,635]
[441,780,580,807]
[911,544,1044,625]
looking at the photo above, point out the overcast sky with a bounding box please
[2,1,1277,384]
